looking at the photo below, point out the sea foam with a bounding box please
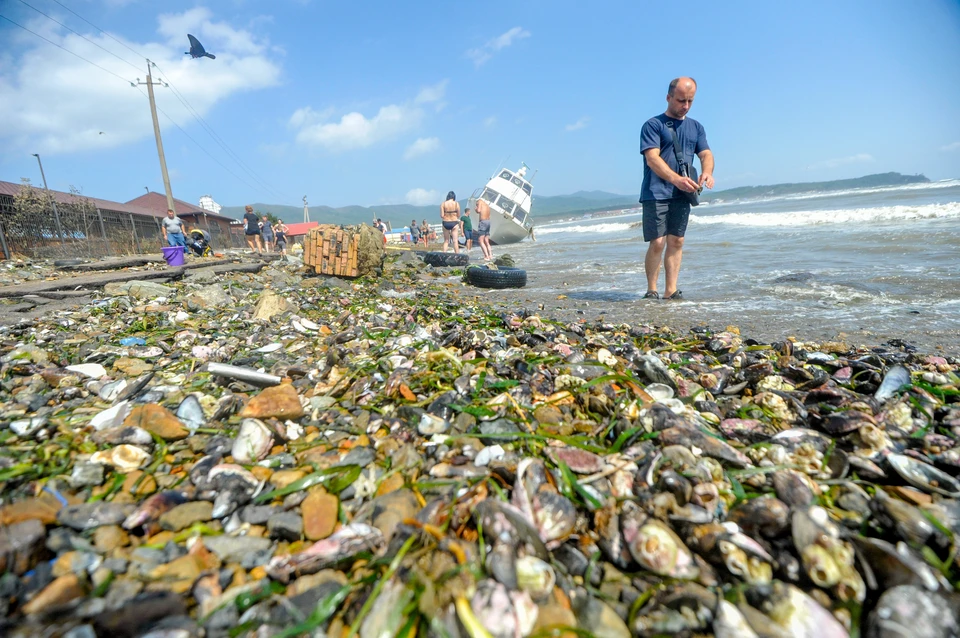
[690,202,960,227]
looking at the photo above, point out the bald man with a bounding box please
[639,77,714,300]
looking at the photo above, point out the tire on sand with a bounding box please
[465,265,527,289]
[420,251,469,267]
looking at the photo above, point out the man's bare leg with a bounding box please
[644,237,666,293]
[663,235,684,297]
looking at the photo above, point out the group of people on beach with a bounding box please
[241,205,289,258]
[406,192,493,260]
[436,191,493,260]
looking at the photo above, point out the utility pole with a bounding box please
[303,196,310,223]
[135,60,175,213]
[32,154,65,247]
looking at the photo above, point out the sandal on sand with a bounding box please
[664,290,683,300]
[643,291,660,300]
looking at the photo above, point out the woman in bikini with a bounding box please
[439,191,461,254]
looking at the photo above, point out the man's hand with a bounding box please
[673,176,701,193]
[698,172,715,189]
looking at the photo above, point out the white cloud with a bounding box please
[941,141,960,152]
[415,80,448,104]
[405,188,439,206]
[483,116,497,128]
[0,9,281,156]
[807,153,874,170]
[565,116,590,132]
[292,105,421,152]
[466,27,530,67]
[404,137,440,160]
[291,80,447,152]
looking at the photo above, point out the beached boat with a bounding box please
[470,164,534,245]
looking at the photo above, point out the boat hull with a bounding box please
[488,211,529,245]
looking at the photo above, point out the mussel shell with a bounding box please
[887,453,960,497]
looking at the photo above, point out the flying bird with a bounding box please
[185,34,216,60]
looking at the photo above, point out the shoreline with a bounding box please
[0,251,957,635]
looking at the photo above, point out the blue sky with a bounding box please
[2,0,959,209]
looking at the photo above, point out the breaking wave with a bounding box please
[535,222,636,235]
[691,202,960,227]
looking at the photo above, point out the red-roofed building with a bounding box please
[0,180,242,259]
[281,222,319,240]
[125,192,240,247]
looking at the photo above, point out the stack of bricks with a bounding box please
[302,225,360,277]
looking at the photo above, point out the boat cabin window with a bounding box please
[499,171,513,180]
[497,196,516,215]
[513,209,526,224]
[481,188,500,204]
[521,183,532,195]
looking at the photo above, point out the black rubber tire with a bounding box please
[465,265,527,289]
[421,251,469,267]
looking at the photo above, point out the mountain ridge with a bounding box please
[220,172,929,227]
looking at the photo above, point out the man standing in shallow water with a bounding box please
[639,77,714,300]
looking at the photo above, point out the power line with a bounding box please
[15,0,142,73]
[48,0,147,61]
[134,86,264,196]
[6,2,292,203]
[43,0,292,204]
[152,61,292,203]
[153,64,291,202]
[0,12,134,84]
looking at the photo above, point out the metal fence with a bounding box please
[0,189,245,260]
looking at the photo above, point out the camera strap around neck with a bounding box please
[664,119,685,168]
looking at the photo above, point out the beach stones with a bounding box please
[159,501,214,532]
[0,519,46,575]
[122,403,189,441]
[301,491,339,541]
[239,383,304,420]
[253,289,296,321]
[57,503,133,531]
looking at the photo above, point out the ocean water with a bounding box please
[472,179,960,354]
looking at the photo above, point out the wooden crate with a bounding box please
[303,225,360,277]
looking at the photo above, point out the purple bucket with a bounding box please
[161,246,185,266]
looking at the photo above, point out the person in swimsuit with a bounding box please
[242,205,263,255]
[420,219,431,246]
[440,191,461,253]
[475,198,493,261]
[260,215,275,252]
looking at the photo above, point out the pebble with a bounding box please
[159,501,214,532]
[239,383,305,420]
[301,490,339,540]
[267,512,304,541]
[122,403,189,441]
[57,503,133,531]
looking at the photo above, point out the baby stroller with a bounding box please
[187,229,212,257]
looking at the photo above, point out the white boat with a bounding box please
[470,164,534,245]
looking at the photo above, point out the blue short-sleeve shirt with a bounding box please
[640,114,709,202]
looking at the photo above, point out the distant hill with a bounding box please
[222,172,929,228]
[700,172,929,203]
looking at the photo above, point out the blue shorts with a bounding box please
[462,230,472,241]
[475,220,491,236]
[642,199,690,241]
